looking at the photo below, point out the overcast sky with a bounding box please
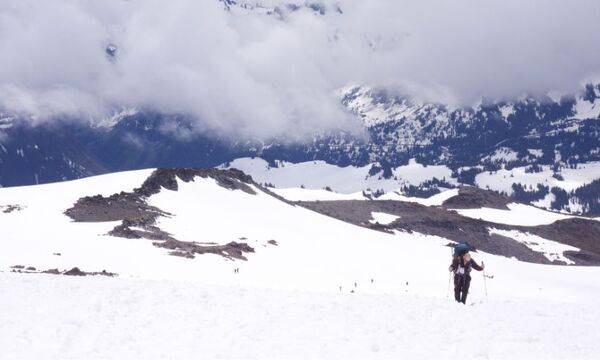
[1,0,599,138]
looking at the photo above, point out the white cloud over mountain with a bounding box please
[1,0,599,138]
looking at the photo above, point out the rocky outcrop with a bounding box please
[442,187,512,210]
[65,168,257,261]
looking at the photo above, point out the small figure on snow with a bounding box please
[449,244,484,304]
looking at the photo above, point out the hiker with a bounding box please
[449,251,484,304]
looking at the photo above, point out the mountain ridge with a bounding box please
[0,84,598,215]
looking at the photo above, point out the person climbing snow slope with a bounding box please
[449,251,484,304]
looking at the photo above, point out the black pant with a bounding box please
[454,274,471,304]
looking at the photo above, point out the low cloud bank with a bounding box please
[1,0,599,138]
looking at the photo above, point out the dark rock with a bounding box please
[169,251,195,259]
[65,192,167,223]
[94,270,117,277]
[155,239,254,261]
[2,204,23,213]
[134,168,256,197]
[442,187,512,210]
[64,267,86,276]
[525,218,600,265]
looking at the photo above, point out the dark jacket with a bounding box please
[450,256,483,277]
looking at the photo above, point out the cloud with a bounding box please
[339,0,600,103]
[1,0,599,139]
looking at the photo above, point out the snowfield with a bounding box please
[573,92,600,120]
[377,188,459,205]
[270,186,459,204]
[271,187,368,201]
[453,203,574,226]
[223,157,456,193]
[1,273,600,360]
[475,161,600,194]
[1,169,600,359]
[369,211,400,225]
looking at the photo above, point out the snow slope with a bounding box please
[475,162,600,194]
[377,188,459,205]
[224,157,456,193]
[2,273,600,360]
[271,187,368,201]
[370,212,400,225]
[270,186,458,204]
[0,170,598,297]
[0,169,156,274]
[453,203,574,226]
[1,170,600,359]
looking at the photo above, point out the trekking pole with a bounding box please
[446,270,451,299]
[482,262,488,299]
[446,245,453,299]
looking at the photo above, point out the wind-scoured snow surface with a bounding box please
[1,170,600,359]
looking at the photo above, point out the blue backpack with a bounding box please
[453,242,475,257]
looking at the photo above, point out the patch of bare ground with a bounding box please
[1,204,24,213]
[156,240,254,260]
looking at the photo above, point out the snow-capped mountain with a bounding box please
[1,83,599,216]
[336,83,600,168]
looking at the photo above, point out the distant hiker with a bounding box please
[449,247,484,304]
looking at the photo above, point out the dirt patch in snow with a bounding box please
[1,204,24,213]
[157,240,255,261]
